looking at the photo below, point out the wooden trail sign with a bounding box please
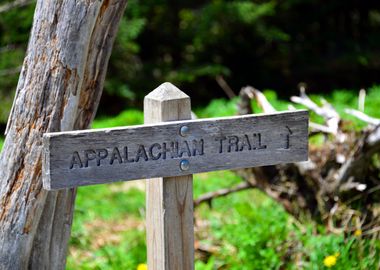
[43,108,308,190]
[42,82,309,270]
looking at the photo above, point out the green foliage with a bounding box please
[67,170,380,269]
[67,229,146,270]
[105,0,146,101]
[195,98,238,118]
[74,185,144,222]
[92,109,144,129]
[0,136,3,151]
[0,1,35,124]
[66,98,380,269]
[202,190,289,269]
[2,0,380,122]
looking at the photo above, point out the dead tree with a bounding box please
[197,86,380,233]
[0,1,128,269]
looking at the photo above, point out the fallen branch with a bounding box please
[309,122,336,134]
[0,66,22,77]
[336,125,380,183]
[345,109,380,126]
[236,86,380,228]
[0,0,34,13]
[243,86,276,113]
[194,181,252,207]
[216,75,236,99]
[291,87,340,134]
[197,85,380,229]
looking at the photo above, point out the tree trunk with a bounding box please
[0,1,128,269]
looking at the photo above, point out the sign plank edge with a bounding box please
[42,109,309,190]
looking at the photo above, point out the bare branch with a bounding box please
[252,88,276,113]
[0,66,22,76]
[194,181,252,207]
[291,88,340,135]
[337,126,380,183]
[0,0,34,13]
[358,88,366,111]
[215,75,236,99]
[345,109,380,126]
[309,122,336,134]
[240,86,276,113]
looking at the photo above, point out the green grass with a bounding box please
[0,88,378,268]
[0,136,3,151]
[68,171,380,269]
[67,88,380,269]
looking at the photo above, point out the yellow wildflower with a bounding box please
[354,229,362,236]
[323,254,337,268]
[137,263,148,270]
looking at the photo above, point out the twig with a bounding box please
[337,126,380,183]
[215,75,235,99]
[0,66,22,76]
[194,181,252,207]
[363,226,380,236]
[291,88,340,134]
[344,185,380,205]
[345,109,380,126]
[0,0,34,13]
[309,122,335,134]
[358,89,366,112]
[252,88,276,113]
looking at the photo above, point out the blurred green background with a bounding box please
[1,0,380,127]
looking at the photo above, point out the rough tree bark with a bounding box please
[0,1,128,269]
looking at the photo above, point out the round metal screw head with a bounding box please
[180,159,190,171]
[179,125,189,137]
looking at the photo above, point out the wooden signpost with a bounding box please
[42,82,309,270]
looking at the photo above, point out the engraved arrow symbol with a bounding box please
[281,126,293,149]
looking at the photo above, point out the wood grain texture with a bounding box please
[43,108,308,190]
[0,1,127,269]
[145,83,194,270]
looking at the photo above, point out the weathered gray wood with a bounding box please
[43,107,308,190]
[145,83,194,270]
[0,0,127,269]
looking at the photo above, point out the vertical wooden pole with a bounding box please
[144,82,194,270]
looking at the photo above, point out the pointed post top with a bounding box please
[144,82,189,102]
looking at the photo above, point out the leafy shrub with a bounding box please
[92,109,144,128]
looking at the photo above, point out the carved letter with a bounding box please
[282,134,290,149]
[110,147,123,165]
[149,143,162,160]
[192,139,204,156]
[70,151,83,169]
[124,146,135,163]
[135,145,149,162]
[162,142,178,159]
[96,149,108,166]
[171,141,179,158]
[228,136,239,152]
[215,136,227,153]
[281,126,292,149]
[84,149,96,167]
[252,133,267,150]
[179,141,192,158]
[239,134,252,151]
[257,133,267,149]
